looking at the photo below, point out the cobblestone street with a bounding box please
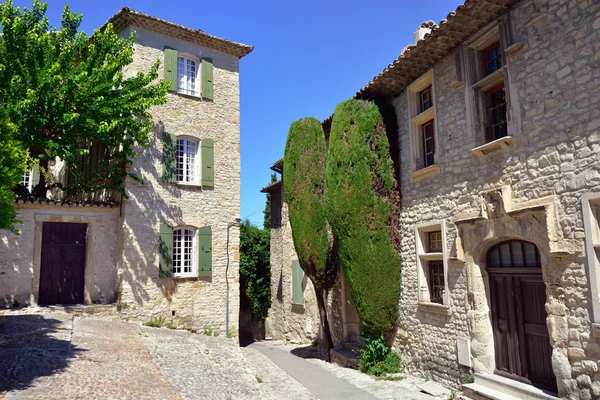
[0,310,444,400]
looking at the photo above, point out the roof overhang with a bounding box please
[260,180,282,193]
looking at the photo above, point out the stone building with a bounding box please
[0,7,253,335]
[267,0,600,398]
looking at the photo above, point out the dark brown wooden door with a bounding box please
[39,222,87,305]
[487,240,557,393]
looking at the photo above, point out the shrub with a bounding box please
[359,336,402,376]
[325,99,401,339]
[143,315,166,328]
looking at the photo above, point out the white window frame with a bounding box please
[415,220,451,314]
[172,226,197,278]
[176,136,200,185]
[22,169,34,192]
[177,53,201,97]
[582,193,600,329]
[407,69,441,182]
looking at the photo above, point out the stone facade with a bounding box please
[267,0,600,398]
[0,9,251,336]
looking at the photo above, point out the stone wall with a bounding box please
[0,204,120,307]
[393,0,600,397]
[116,26,242,335]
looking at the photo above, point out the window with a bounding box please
[176,138,198,183]
[582,194,600,333]
[422,121,435,168]
[419,86,433,113]
[177,56,199,96]
[486,84,508,141]
[487,240,540,268]
[416,221,450,313]
[173,227,196,277]
[483,41,503,75]
[407,70,439,179]
[22,170,33,192]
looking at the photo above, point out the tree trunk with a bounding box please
[315,287,334,353]
[33,158,48,198]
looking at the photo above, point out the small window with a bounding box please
[486,84,508,142]
[428,231,442,252]
[177,56,199,96]
[22,170,33,192]
[419,86,433,113]
[173,228,196,276]
[483,41,503,76]
[422,121,435,168]
[428,260,444,304]
[487,240,540,269]
[176,138,198,183]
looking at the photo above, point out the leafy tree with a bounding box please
[0,112,27,233]
[283,117,337,349]
[0,0,168,202]
[239,220,271,322]
[263,173,277,230]
[325,99,401,341]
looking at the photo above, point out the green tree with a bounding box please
[0,0,168,202]
[263,173,277,230]
[239,219,271,322]
[283,117,337,349]
[325,99,401,341]
[0,112,27,233]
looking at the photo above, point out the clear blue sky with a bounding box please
[13,0,463,227]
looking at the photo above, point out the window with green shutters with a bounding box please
[201,139,214,187]
[162,132,177,183]
[159,223,174,278]
[158,224,212,278]
[292,260,304,305]
[201,58,213,100]
[164,47,178,92]
[197,226,212,277]
[164,47,214,100]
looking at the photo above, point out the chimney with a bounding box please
[413,20,437,44]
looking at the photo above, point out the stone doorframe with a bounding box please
[453,187,572,396]
[30,209,119,306]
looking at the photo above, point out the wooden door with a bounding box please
[39,222,87,305]
[487,240,557,393]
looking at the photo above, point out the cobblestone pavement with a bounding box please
[141,327,317,400]
[0,311,180,400]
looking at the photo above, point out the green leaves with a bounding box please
[0,0,168,201]
[239,220,271,322]
[0,111,27,233]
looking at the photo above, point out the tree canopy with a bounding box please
[239,220,271,323]
[0,0,168,204]
[0,112,27,232]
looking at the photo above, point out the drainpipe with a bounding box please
[226,218,242,338]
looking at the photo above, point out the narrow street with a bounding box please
[0,310,442,400]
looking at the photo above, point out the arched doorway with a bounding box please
[487,240,557,392]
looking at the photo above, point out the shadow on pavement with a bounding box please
[290,345,329,361]
[0,314,83,393]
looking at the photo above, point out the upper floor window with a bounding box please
[419,86,433,113]
[177,56,199,96]
[22,170,33,192]
[173,227,196,277]
[422,120,435,168]
[176,138,198,184]
[428,230,442,252]
[487,84,508,141]
[483,41,503,76]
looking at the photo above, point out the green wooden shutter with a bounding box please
[31,166,40,188]
[198,226,212,277]
[292,260,304,304]
[201,58,213,100]
[159,223,173,278]
[162,132,177,183]
[164,47,178,92]
[201,138,214,187]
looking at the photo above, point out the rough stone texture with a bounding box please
[392,0,600,398]
[114,25,242,334]
[0,204,120,307]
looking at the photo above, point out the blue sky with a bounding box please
[12,0,463,226]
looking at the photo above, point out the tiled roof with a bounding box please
[260,180,282,193]
[270,158,284,173]
[356,0,518,99]
[16,196,120,208]
[103,7,254,58]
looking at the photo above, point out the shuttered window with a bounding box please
[176,138,198,183]
[201,58,213,100]
[201,139,214,187]
[292,260,304,305]
[159,224,211,278]
[197,226,212,277]
[173,228,196,276]
[177,56,199,96]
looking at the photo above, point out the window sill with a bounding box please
[411,107,435,125]
[172,91,204,101]
[471,136,514,157]
[411,164,440,182]
[418,301,452,316]
[593,323,600,339]
[505,42,525,54]
[471,66,506,91]
[176,182,203,188]
[419,252,443,261]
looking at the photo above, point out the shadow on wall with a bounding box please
[118,121,184,307]
[0,314,83,392]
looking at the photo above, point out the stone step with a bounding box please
[463,383,520,400]
[471,373,558,400]
[329,346,360,369]
[341,340,365,354]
